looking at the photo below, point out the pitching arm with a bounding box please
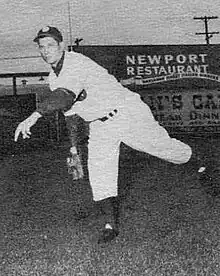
[14,87,76,142]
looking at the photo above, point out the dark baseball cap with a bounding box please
[33,26,63,43]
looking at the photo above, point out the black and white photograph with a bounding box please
[1,0,220,275]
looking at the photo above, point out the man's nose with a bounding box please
[42,47,49,54]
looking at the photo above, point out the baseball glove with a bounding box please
[36,87,76,115]
[66,151,84,180]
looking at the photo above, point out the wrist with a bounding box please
[25,111,42,125]
[31,111,42,121]
[32,111,42,118]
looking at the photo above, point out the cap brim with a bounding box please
[33,34,61,42]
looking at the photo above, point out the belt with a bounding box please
[99,109,118,122]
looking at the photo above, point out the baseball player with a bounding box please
[14,26,192,244]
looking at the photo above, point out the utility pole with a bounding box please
[68,1,73,50]
[194,16,219,44]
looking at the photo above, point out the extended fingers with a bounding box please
[14,122,31,142]
[14,124,23,142]
[14,128,20,142]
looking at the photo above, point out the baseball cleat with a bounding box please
[98,224,119,244]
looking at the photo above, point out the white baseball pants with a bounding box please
[88,98,192,201]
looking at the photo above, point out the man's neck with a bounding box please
[52,51,65,76]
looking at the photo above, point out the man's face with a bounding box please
[37,37,64,66]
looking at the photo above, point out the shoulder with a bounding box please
[64,51,104,70]
[64,51,91,64]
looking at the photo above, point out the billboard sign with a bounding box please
[73,44,220,133]
[141,89,220,134]
[74,44,220,90]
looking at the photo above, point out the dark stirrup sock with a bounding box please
[97,196,120,243]
[101,196,120,229]
[111,196,120,229]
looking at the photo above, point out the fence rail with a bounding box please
[0,72,49,95]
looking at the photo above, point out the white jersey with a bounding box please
[49,51,139,121]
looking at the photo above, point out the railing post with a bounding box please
[55,111,61,143]
[12,76,17,96]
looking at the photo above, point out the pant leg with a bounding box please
[121,99,192,164]
[65,114,89,148]
[88,119,121,201]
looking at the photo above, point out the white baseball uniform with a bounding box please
[49,51,192,201]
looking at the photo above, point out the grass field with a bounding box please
[1,137,220,276]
